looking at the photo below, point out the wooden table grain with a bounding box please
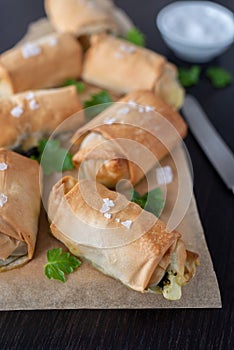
[0,1,234,349]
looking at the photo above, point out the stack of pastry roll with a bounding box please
[0,87,83,150]
[48,177,199,300]
[0,149,41,271]
[81,34,184,109]
[45,0,133,38]
[71,90,187,188]
[0,33,82,97]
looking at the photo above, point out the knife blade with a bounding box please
[182,94,234,194]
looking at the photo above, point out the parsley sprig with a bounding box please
[131,188,165,217]
[83,91,112,119]
[206,67,232,88]
[178,65,201,87]
[124,28,145,47]
[32,138,74,175]
[45,248,81,283]
[64,79,85,93]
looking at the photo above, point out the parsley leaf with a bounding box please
[206,67,232,88]
[178,65,201,87]
[64,79,85,93]
[131,188,165,217]
[83,91,112,119]
[124,27,145,47]
[33,138,74,175]
[44,248,81,283]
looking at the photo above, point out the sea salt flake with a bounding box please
[115,52,123,59]
[128,100,137,108]
[120,44,136,54]
[156,166,173,185]
[121,220,132,229]
[115,218,120,223]
[22,43,41,59]
[104,117,116,125]
[0,163,7,171]
[25,92,35,100]
[117,107,130,115]
[103,198,115,207]
[48,36,58,46]
[11,106,24,118]
[0,193,8,208]
[100,203,111,214]
[145,105,155,112]
[29,99,40,110]
[104,213,112,219]
[138,106,145,113]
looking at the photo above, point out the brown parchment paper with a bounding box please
[0,19,221,310]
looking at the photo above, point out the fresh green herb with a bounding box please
[83,91,112,119]
[131,188,165,217]
[206,67,232,88]
[33,138,74,175]
[178,65,201,87]
[124,27,145,47]
[44,248,81,283]
[64,79,85,93]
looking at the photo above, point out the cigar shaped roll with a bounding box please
[0,149,41,272]
[81,34,184,109]
[0,33,83,97]
[45,0,120,37]
[0,86,83,150]
[48,176,199,299]
[71,90,187,188]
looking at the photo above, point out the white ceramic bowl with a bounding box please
[156,1,234,62]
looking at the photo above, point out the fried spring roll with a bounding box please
[45,0,123,37]
[81,34,184,109]
[0,149,41,271]
[0,86,83,150]
[71,90,187,188]
[48,176,199,300]
[0,33,83,97]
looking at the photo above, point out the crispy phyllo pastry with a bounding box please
[0,149,41,271]
[0,33,82,97]
[0,86,83,150]
[48,176,199,300]
[45,0,131,38]
[81,34,184,109]
[71,90,187,188]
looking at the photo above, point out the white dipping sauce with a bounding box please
[162,2,234,45]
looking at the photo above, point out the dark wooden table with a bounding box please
[0,1,233,349]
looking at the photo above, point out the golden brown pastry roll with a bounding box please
[0,33,82,97]
[0,86,83,150]
[45,0,121,37]
[48,176,199,299]
[0,149,41,272]
[71,90,187,188]
[81,34,184,109]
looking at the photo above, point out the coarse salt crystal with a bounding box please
[29,99,40,110]
[104,213,112,219]
[11,106,24,118]
[104,117,116,125]
[145,105,155,112]
[100,203,111,214]
[0,163,7,171]
[120,44,136,54]
[25,92,35,100]
[156,166,173,185]
[138,106,145,113]
[117,107,130,115]
[121,220,132,229]
[115,52,123,59]
[21,43,41,59]
[0,193,8,208]
[128,100,137,108]
[115,218,120,223]
[103,198,115,207]
[48,36,58,46]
